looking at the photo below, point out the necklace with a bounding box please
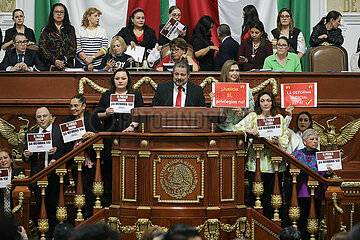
[251,42,260,58]
[85,27,98,45]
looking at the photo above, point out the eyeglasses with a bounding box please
[280,15,290,19]
[54,11,65,15]
[171,13,181,18]
[15,40,28,45]
[276,44,288,48]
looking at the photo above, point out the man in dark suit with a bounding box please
[23,107,65,239]
[214,24,240,70]
[0,32,45,71]
[152,61,206,107]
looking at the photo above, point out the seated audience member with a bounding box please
[70,223,121,240]
[158,6,189,47]
[263,36,301,72]
[309,11,343,47]
[62,94,103,219]
[76,7,108,71]
[350,37,360,72]
[209,60,255,132]
[279,226,301,240]
[330,232,347,240]
[2,9,36,50]
[0,148,25,215]
[241,5,260,41]
[163,223,201,240]
[39,3,76,70]
[214,24,239,70]
[270,8,307,59]
[238,21,272,71]
[347,222,360,240]
[53,222,74,240]
[115,8,157,53]
[152,61,206,107]
[156,38,199,71]
[0,33,45,71]
[291,129,334,240]
[100,36,132,71]
[23,107,66,239]
[190,15,218,71]
[0,214,27,240]
[140,226,164,240]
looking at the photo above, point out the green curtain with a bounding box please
[160,0,170,24]
[277,0,310,71]
[34,0,59,42]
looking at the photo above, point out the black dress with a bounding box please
[96,91,144,132]
[115,25,157,52]
[99,53,133,70]
[62,111,103,219]
[3,24,36,47]
[190,31,215,71]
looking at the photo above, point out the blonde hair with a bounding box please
[109,36,127,57]
[81,7,102,28]
[220,60,239,82]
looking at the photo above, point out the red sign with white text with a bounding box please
[212,82,249,108]
[281,83,317,108]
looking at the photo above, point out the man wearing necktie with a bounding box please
[152,61,206,107]
[0,32,45,71]
[22,107,66,239]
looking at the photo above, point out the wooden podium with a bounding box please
[132,107,227,133]
[108,107,246,239]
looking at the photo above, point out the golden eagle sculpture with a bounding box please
[0,117,30,159]
[313,117,360,150]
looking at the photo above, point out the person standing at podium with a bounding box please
[151,61,206,107]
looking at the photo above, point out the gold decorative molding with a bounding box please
[137,206,151,210]
[220,155,235,202]
[206,206,220,210]
[332,192,344,215]
[12,192,24,215]
[154,155,204,203]
[209,139,216,147]
[122,155,137,202]
[111,149,121,157]
[343,202,355,229]
[207,150,219,158]
[199,76,219,88]
[139,150,151,158]
[341,181,360,188]
[133,76,158,90]
[141,140,148,147]
[236,150,246,157]
[251,219,279,240]
[78,77,108,94]
[250,78,278,95]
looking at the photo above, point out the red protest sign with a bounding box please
[281,83,317,108]
[212,82,249,108]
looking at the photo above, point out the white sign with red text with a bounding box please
[0,168,10,188]
[59,119,86,143]
[110,94,135,113]
[316,150,342,171]
[160,17,185,40]
[257,116,282,138]
[27,132,52,152]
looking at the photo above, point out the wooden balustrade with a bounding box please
[92,141,104,212]
[55,166,68,223]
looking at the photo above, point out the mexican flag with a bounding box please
[35,0,309,47]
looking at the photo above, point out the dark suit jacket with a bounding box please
[22,124,66,177]
[152,81,206,107]
[0,48,46,71]
[215,36,239,70]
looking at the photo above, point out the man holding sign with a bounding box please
[22,107,66,238]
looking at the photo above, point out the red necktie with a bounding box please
[175,86,182,107]
[38,129,47,171]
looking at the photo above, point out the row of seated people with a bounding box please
[0,4,348,72]
[2,61,334,239]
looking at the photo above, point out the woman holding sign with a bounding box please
[233,91,289,220]
[62,94,103,219]
[291,129,333,240]
[97,68,144,132]
[209,60,255,131]
[0,148,25,215]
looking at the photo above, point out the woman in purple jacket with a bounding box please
[291,128,334,240]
